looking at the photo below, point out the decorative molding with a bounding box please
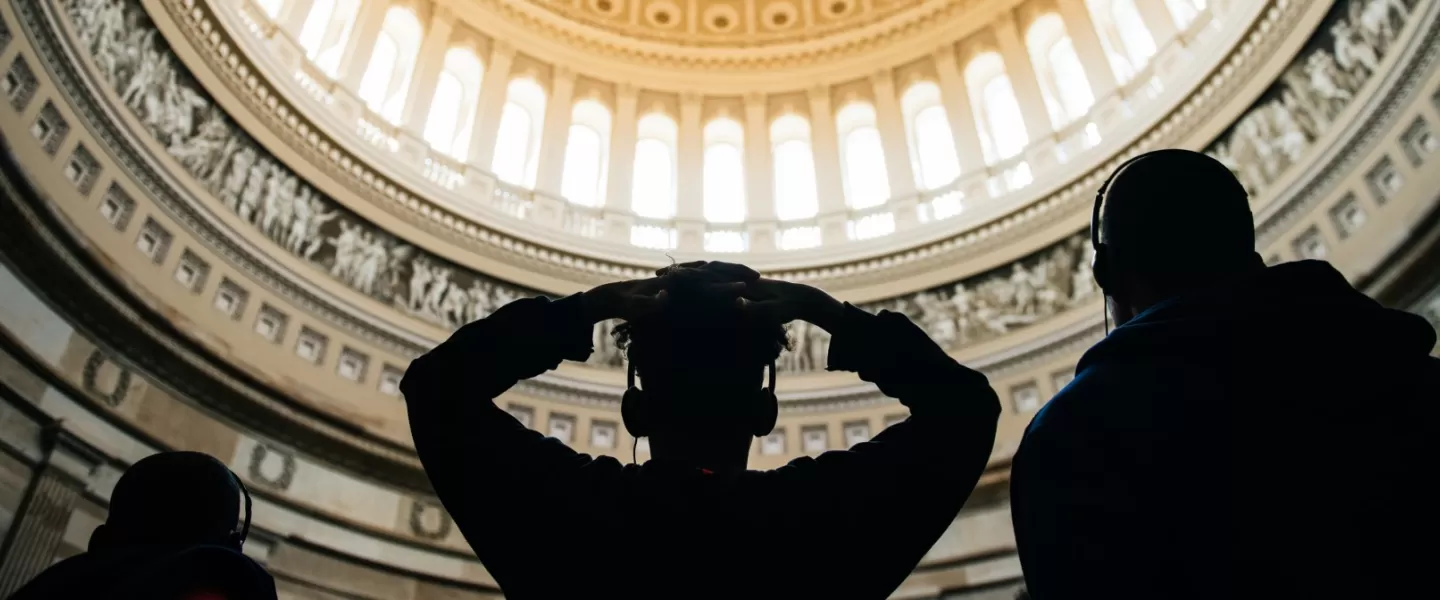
[248,443,298,491]
[82,349,133,408]
[408,499,453,541]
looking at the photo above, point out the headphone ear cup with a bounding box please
[1092,243,1111,292]
[752,391,778,438]
[621,387,650,438]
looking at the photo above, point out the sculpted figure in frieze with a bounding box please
[60,0,557,333]
[1205,0,1418,195]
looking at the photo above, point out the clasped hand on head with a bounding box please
[580,261,847,333]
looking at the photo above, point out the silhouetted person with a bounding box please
[9,451,276,600]
[404,262,999,599]
[1010,149,1439,599]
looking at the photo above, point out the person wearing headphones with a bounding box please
[403,262,999,599]
[1010,149,1439,599]
[9,450,275,599]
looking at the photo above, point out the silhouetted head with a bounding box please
[1093,149,1263,326]
[90,451,244,551]
[614,267,789,469]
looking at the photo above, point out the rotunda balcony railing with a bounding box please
[215,0,1246,266]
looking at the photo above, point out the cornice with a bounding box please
[171,0,1295,293]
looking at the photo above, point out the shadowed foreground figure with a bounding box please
[1011,150,1440,599]
[403,262,999,599]
[9,451,276,600]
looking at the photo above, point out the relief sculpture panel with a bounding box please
[1205,0,1418,196]
[62,0,542,334]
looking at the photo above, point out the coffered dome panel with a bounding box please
[526,0,924,47]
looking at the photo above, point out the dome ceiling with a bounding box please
[519,0,926,47]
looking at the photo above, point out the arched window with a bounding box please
[703,118,746,223]
[257,0,284,18]
[1165,0,1206,30]
[561,99,612,207]
[836,103,890,210]
[491,78,547,187]
[901,82,961,190]
[1085,0,1157,83]
[297,0,360,77]
[770,115,819,221]
[423,47,484,159]
[965,52,1029,163]
[631,113,678,219]
[1027,14,1096,128]
[356,7,422,123]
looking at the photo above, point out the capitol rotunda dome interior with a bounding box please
[0,0,1437,596]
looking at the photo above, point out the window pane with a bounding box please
[1165,0,1203,30]
[357,34,398,114]
[773,140,818,220]
[492,103,532,185]
[632,139,675,219]
[424,73,464,155]
[779,226,822,250]
[848,212,895,240]
[983,77,1029,160]
[914,107,961,189]
[561,125,603,206]
[630,225,676,249]
[704,231,746,253]
[1113,0,1157,68]
[843,127,890,209]
[704,143,746,222]
[1048,38,1096,121]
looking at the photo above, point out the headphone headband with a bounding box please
[1092,153,1155,249]
[626,361,777,395]
[231,469,252,549]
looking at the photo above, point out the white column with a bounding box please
[336,1,389,92]
[399,7,456,139]
[743,93,777,251]
[465,41,516,171]
[675,94,706,251]
[870,70,919,201]
[933,47,991,200]
[274,0,313,37]
[808,86,848,220]
[1135,0,1182,51]
[742,93,774,221]
[1057,0,1119,101]
[603,85,640,243]
[994,15,1055,144]
[676,94,705,221]
[932,47,987,175]
[534,67,578,198]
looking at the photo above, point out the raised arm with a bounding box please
[737,278,1000,597]
[401,294,612,561]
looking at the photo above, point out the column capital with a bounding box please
[932,44,959,69]
[553,66,577,85]
[615,82,640,102]
[743,92,766,109]
[807,85,831,105]
[490,39,517,61]
[870,69,896,91]
[679,91,704,109]
[430,3,457,26]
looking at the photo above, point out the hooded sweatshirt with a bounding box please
[1011,260,1439,599]
[402,294,1000,599]
[7,544,276,599]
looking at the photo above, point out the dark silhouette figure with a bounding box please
[403,262,999,599]
[9,451,276,600]
[1010,149,1440,599]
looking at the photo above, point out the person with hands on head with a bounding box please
[402,261,1000,600]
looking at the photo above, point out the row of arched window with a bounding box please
[259,0,1208,224]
